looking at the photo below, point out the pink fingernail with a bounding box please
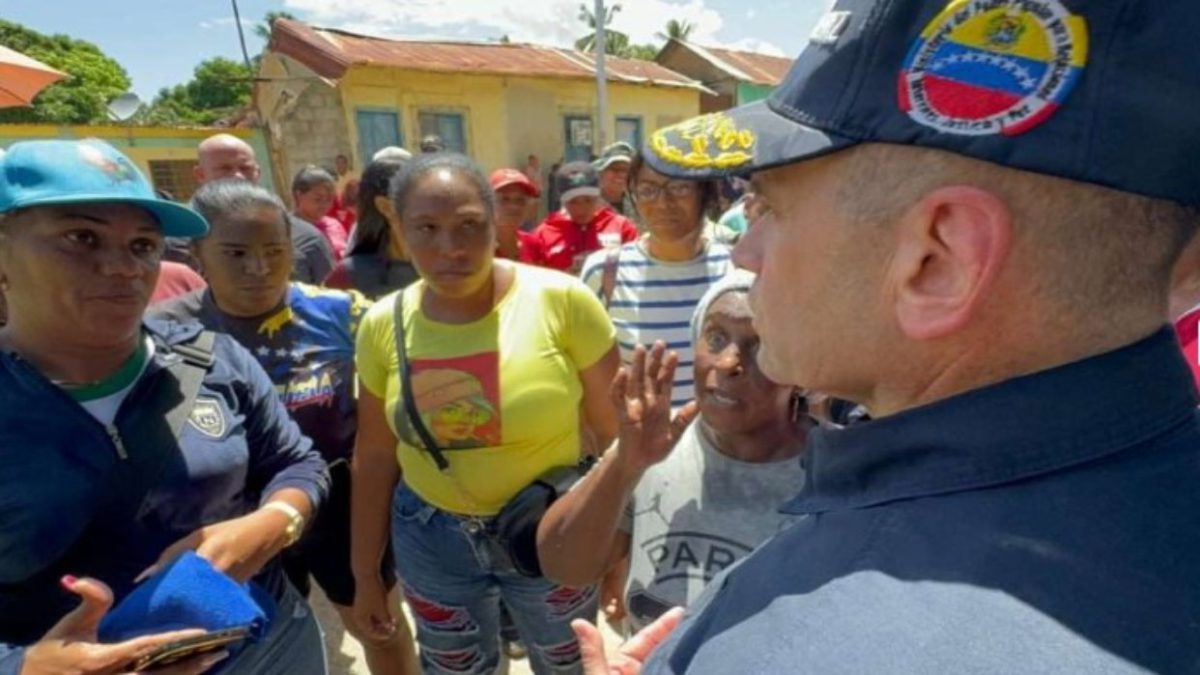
[60,575,78,590]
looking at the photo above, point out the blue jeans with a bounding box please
[391,484,597,674]
[223,581,327,675]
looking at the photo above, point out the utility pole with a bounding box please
[594,0,609,154]
[231,0,254,71]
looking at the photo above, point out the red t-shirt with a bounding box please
[151,261,207,304]
[311,215,350,260]
[521,207,638,273]
[1173,306,1200,393]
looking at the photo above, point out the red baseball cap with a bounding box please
[489,168,540,197]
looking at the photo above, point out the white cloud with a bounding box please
[199,16,257,31]
[279,0,783,55]
[718,37,786,57]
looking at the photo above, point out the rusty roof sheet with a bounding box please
[669,40,794,87]
[270,19,705,91]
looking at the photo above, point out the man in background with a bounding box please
[522,161,638,274]
[190,134,334,284]
[419,135,445,154]
[594,142,635,218]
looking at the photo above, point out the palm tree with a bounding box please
[656,19,694,42]
[576,3,631,54]
[255,10,296,42]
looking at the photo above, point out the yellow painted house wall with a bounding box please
[338,67,700,172]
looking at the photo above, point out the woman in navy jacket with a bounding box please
[0,140,329,675]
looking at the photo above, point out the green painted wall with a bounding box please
[736,82,777,106]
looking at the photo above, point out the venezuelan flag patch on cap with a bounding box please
[898,0,1088,137]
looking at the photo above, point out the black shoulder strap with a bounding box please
[109,330,218,522]
[392,292,450,471]
[166,330,216,438]
[600,246,621,309]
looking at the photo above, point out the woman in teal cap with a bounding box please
[0,139,329,674]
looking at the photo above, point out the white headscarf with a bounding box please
[690,269,757,348]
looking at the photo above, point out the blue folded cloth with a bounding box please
[98,551,272,643]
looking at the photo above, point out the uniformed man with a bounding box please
[569,0,1200,672]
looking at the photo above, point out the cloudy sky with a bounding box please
[2,0,825,100]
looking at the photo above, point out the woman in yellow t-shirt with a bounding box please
[350,153,619,674]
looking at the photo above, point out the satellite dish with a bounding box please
[107,93,142,122]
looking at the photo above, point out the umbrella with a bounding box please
[0,44,67,108]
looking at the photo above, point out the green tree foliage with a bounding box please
[574,5,669,61]
[255,11,296,42]
[0,19,131,124]
[624,44,661,61]
[576,3,631,54]
[142,57,252,126]
[657,20,694,42]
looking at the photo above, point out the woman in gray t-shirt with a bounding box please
[538,270,813,633]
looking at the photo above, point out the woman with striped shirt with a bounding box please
[580,153,732,410]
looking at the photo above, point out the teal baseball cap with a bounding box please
[0,139,209,237]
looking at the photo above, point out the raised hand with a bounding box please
[573,607,685,675]
[610,342,699,473]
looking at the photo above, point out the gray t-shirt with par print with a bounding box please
[620,421,806,632]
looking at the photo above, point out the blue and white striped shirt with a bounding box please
[581,240,732,408]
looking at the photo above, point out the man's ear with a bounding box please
[192,164,205,184]
[888,186,1012,341]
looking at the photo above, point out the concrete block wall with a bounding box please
[277,84,352,201]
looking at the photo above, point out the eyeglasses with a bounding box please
[633,181,698,203]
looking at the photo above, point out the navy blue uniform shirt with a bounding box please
[645,329,1200,674]
[0,319,328,672]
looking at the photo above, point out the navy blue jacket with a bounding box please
[645,330,1200,674]
[0,319,328,672]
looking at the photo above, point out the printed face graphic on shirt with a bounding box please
[409,352,502,448]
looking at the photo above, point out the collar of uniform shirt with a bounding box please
[782,328,1197,516]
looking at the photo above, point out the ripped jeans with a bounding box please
[391,484,596,675]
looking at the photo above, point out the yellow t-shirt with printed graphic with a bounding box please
[356,262,616,515]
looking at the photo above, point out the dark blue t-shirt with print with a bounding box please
[155,283,369,463]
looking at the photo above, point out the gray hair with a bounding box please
[389,152,495,222]
[290,164,336,195]
[190,179,289,238]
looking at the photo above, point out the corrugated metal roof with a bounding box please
[703,46,792,86]
[270,19,706,91]
[669,40,794,87]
